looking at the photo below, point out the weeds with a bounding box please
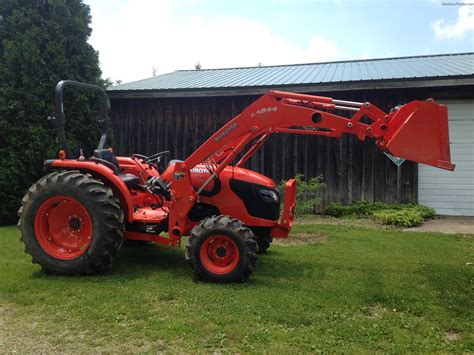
[278,174,324,216]
[326,202,435,227]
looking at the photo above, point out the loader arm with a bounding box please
[160,90,454,240]
[167,90,454,188]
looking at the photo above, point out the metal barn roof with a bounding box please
[108,52,474,98]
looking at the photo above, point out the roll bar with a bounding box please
[51,80,109,158]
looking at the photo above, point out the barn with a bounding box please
[107,52,474,216]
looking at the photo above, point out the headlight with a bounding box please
[258,188,279,203]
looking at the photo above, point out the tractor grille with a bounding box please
[229,179,280,221]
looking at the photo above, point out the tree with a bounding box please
[0,0,104,225]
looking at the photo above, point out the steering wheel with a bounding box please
[132,151,171,172]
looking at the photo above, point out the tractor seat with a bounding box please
[93,149,140,189]
[118,173,140,189]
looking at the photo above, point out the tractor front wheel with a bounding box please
[186,215,258,283]
[18,170,124,275]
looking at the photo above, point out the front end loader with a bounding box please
[18,80,455,282]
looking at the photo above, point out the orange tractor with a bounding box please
[18,80,454,282]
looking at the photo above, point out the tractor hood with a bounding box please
[190,165,275,188]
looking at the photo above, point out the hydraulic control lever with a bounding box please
[146,176,171,200]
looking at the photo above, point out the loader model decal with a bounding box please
[251,106,278,117]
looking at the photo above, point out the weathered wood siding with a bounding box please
[109,87,470,205]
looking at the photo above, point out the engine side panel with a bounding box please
[189,165,279,227]
[229,179,280,220]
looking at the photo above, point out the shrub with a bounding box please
[279,174,324,216]
[0,1,104,225]
[372,210,424,227]
[414,204,437,219]
[326,202,435,227]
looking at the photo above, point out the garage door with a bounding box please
[418,100,474,216]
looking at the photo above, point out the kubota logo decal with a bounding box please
[214,122,238,142]
[190,168,209,174]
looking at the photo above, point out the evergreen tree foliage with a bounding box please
[0,0,104,224]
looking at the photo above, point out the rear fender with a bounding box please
[45,160,134,222]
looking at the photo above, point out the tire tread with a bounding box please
[18,170,124,275]
[185,215,258,283]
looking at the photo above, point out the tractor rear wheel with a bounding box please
[18,170,124,275]
[185,215,258,283]
[255,235,273,253]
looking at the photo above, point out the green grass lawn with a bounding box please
[0,223,472,352]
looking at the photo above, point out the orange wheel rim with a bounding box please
[34,195,93,260]
[199,235,240,275]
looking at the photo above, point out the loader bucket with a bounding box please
[378,100,455,171]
